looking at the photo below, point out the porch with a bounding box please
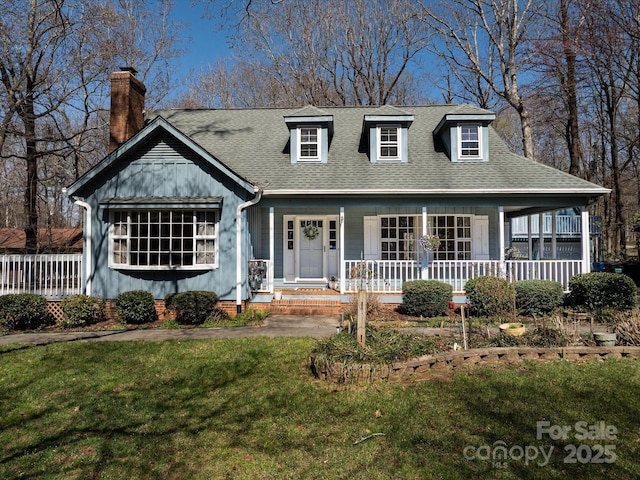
[249,258,585,295]
[248,205,593,303]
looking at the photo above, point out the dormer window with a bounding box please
[284,107,333,164]
[363,110,413,163]
[378,125,400,160]
[459,124,481,159]
[299,126,320,161]
[433,111,494,163]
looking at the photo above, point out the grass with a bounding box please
[1,338,639,479]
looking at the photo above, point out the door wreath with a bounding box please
[303,224,320,240]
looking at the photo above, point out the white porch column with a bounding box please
[499,207,506,281]
[527,215,533,260]
[269,207,275,292]
[422,207,428,279]
[339,207,345,294]
[581,207,590,273]
[538,212,545,259]
[498,207,505,262]
[551,210,557,259]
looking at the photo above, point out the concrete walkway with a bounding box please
[0,316,607,346]
[0,315,342,345]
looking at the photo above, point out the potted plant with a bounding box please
[273,288,283,300]
[593,331,617,346]
[499,322,526,337]
[328,276,339,290]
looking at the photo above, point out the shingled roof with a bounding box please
[149,104,606,197]
[0,228,83,253]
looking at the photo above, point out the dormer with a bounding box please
[362,106,414,163]
[433,110,496,162]
[284,106,333,164]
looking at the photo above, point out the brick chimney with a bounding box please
[109,67,146,152]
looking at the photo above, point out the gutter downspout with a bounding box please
[73,198,92,296]
[236,188,262,314]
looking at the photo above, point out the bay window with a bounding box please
[110,209,218,269]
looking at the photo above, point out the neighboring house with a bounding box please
[66,69,608,313]
[0,228,83,254]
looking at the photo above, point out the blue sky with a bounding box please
[167,1,442,103]
[171,2,233,77]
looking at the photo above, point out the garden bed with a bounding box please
[311,346,640,384]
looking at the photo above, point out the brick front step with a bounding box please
[269,298,342,316]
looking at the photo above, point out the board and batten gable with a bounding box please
[68,122,256,301]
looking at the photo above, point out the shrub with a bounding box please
[60,295,106,328]
[612,310,640,346]
[523,324,571,348]
[115,290,157,325]
[465,276,515,318]
[343,292,384,319]
[232,307,268,326]
[164,291,219,325]
[569,272,638,312]
[205,307,231,324]
[311,325,437,366]
[515,279,564,317]
[0,293,51,331]
[398,280,452,317]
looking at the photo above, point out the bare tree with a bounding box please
[579,0,638,257]
[0,0,182,251]
[423,0,543,159]
[530,0,585,175]
[187,0,432,107]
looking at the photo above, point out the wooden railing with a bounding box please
[0,254,82,299]
[342,259,584,293]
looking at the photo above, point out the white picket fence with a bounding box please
[0,254,83,299]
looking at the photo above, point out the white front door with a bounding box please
[299,219,324,278]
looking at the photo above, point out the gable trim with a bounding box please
[66,116,255,197]
[262,187,610,196]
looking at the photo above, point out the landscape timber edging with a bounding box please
[310,346,640,384]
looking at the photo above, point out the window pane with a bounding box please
[379,126,399,159]
[300,144,318,157]
[300,127,319,158]
[379,216,418,261]
[460,125,480,157]
[111,209,217,268]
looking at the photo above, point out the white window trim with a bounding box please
[377,124,401,161]
[297,125,321,162]
[378,214,419,261]
[108,209,219,271]
[428,214,473,260]
[457,123,482,160]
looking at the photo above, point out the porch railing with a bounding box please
[0,254,83,299]
[342,259,584,294]
[511,214,601,237]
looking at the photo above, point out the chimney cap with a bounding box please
[120,66,138,76]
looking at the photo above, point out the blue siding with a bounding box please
[84,132,252,300]
[247,204,500,282]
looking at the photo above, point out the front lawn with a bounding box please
[1,338,638,479]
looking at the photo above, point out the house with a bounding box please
[0,228,83,254]
[65,69,609,314]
